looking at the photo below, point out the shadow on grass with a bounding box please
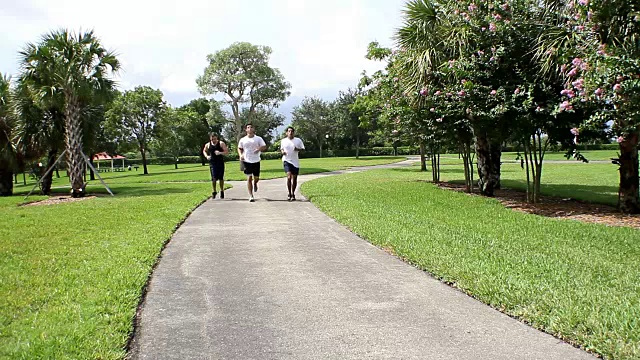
[500,180,618,205]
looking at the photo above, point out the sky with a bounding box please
[0,0,406,123]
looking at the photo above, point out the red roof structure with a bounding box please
[92,152,127,171]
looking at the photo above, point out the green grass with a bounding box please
[11,156,405,191]
[0,183,212,359]
[0,156,403,359]
[302,168,640,360]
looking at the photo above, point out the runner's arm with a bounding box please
[219,141,229,155]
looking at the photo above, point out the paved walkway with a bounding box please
[128,160,595,360]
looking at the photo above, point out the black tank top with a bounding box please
[208,141,224,166]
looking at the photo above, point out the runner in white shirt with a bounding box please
[238,123,267,202]
[280,126,305,201]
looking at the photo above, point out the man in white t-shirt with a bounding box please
[280,126,305,201]
[238,123,267,202]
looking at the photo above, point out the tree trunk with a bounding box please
[41,149,57,195]
[140,146,149,175]
[0,162,13,196]
[419,141,427,172]
[355,131,360,159]
[64,91,86,198]
[89,158,96,181]
[475,131,500,196]
[490,141,502,190]
[618,132,640,213]
[319,142,323,158]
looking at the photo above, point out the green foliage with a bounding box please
[291,97,334,155]
[105,86,167,173]
[196,42,291,142]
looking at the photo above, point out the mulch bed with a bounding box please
[21,195,98,207]
[436,182,640,229]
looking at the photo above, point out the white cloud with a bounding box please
[0,0,406,109]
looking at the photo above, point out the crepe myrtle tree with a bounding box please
[537,0,640,212]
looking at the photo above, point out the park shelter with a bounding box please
[92,152,126,171]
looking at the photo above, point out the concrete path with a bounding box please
[128,160,595,360]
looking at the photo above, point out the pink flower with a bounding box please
[514,88,520,94]
[559,101,573,111]
[597,44,606,56]
[489,57,496,62]
[430,108,435,112]
[446,92,453,97]
[578,0,588,5]
[571,78,584,90]
[477,50,484,56]
[617,136,625,143]
[500,3,509,10]
[420,88,428,96]
[570,127,579,136]
[561,89,575,98]
[567,68,578,77]
[613,84,622,93]
[458,90,466,96]
[436,118,443,122]
[572,58,583,67]
[434,90,442,96]
[468,4,477,11]
[594,88,604,96]
[575,25,585,31]
[481,27,487,31]
[493,14,502,21]
[535,106,543,112]
[490,90,497,95]
[448,60,456,68]
[489,23,497,32]
[560,64,567,72]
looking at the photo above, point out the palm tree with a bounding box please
[0,73,16,196]
[19,29,120,197]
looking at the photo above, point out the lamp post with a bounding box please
[392,129,399,156]
[325,134,330,157]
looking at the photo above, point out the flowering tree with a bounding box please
[537,0,640,212]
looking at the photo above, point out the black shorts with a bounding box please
[209,164,224,180]
[243,161,260,177]
[283,161,299,175]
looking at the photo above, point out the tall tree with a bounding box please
[196,42,291,143]
[291,97,333,157]
[0,74,16,196]
[105,86,166,175]
[19,29,120,197]
[333,88,369,158]
[536,0,640,213]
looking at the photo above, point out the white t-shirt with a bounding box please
[238,135,266,163]
[280,137,305,168]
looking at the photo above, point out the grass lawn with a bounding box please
[0,156,403,359]
[302,168,640,359]
[11,156,405,192]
